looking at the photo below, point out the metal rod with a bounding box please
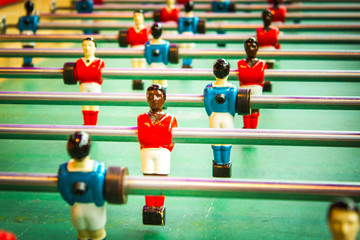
[0,91,359,111]
[39,12,360,21]
[0,48,358,61]
[95,0,360,3]
[0,124,359,147]
[2,34,359,44]
[1,68,359,82]
[1,172,360,201]
[56,3,360,12]
[6,22,360,32]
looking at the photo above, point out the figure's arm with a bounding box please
[144,42,152,65]
[228,85,237,117]
[203,85,213,116]
[92,162,106,207]
[57,164,75,206]
[162,41,170,65]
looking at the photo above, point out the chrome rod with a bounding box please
[0,91,359,110]
[1,172,360,201]
[0,48,358,60]
[1,34,359,44]
[0,124,359,147]
[1,67,359,82]
[39,12,360,21]
[95,0,360,3]
[6,22,360,32]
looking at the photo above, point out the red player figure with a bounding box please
[256,10,281,50]
[160,0,180,23]
[127,10,151,90]
[238,38,267,129]
[0,230,17,240]
[269,0,287,23]
[74,38,105,125]
[137,84,178,226]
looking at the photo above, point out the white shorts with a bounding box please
[79,82,101,93]
[240,85,263,96]
[150,63,167,87]
[70,203,106,231]
[141,148,171,175]
[131,45,146,63]
[209,112,234,129]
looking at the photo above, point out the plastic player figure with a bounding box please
[204,59,237,178]
[159,0,180,23]
[328,198,360,240]
[269,0,287,23]
[144,23,170,91]
[211,0,235,47]
[127,10,151,90]
[0,230,17,240]
[58,131,107,240]
[178,1,198,68]
[257,10,281,50]
[18,0,39,67]
[238,38,267,129]
[137,84,178,225]
[73,38,105,125]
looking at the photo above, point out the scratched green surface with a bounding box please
[0,14,360,239]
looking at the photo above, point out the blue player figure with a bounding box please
[144,22,170,91]
[17,0,39,67]
[178,1,198,68]
[76,0,97,34]
[204,59,237,178]
[211,0,235,47]
[58,131,107,240]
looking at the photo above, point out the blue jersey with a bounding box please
[178,17,199,34]
[204,83,237,116]
[76,0,94,13]
[18,15,39,33]
[211,0,231,12]
[58,160,106,207]
[144,40,170,65]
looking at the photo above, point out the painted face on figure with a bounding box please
[166,0,175,7]
[245,40,258,59]
[147,89,165,112]
[82,40,96,58]
[262,11,272,27]
[329,208,360,240]
[133,12,144,27]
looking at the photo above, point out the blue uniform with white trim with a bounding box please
[211,0,232,12]
[178,17,199,34]
[18,15,39,33]
[58,160,106,207]
[144,40,170,65]
[204,83,237,117]
[76,0,94,13]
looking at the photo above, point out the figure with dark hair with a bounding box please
[17,0,39,67]
[144,23,170,90]
[177,1,198,68]
[328,198,360,240]
[74,38,105,125]
[269,0,287,23]
[204,59,237,178]
[58,131,107,240]
[238,38,267,129]
[126,10,151,90]
[257,10,281,50]
[137,84,178,225]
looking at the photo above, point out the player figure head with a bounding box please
[151,22,163,39]
[133,10,145,27]
[147,84,166,113]
[262,9,273,28]
[82,37,97,58]
[213,58,230,79]
[244,37,259,59]
[67,131,91,161]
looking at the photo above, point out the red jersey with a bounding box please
[256,27,281,49]
[137,113,178,151]
[269,6,287,23]
[126,27,150,47]
[93,0,103,4]
[74,58,105,85]
[160,7,180,23]
[237,59,267,86]
[177,0,190,3]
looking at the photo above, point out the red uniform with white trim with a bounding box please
[160,7,181,23]
[126,27,150,47]
[137,113,178,152]
[237,59,267,87]
[256,27,281,49]
[74,58,105,85]
[269,6,287,23]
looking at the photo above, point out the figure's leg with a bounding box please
[132,57,145,90]
[88,227,106,240]
[243,115,251,129]
[250,109,260,129]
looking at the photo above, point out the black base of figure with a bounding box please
[217,43,226,47]
[263,81,272,92]
[143,206,166,226]
[132,80,144,90]
[266,61,274,69]
[22,63,34,67]
[212,160,232,178]
[181,65,192,69]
